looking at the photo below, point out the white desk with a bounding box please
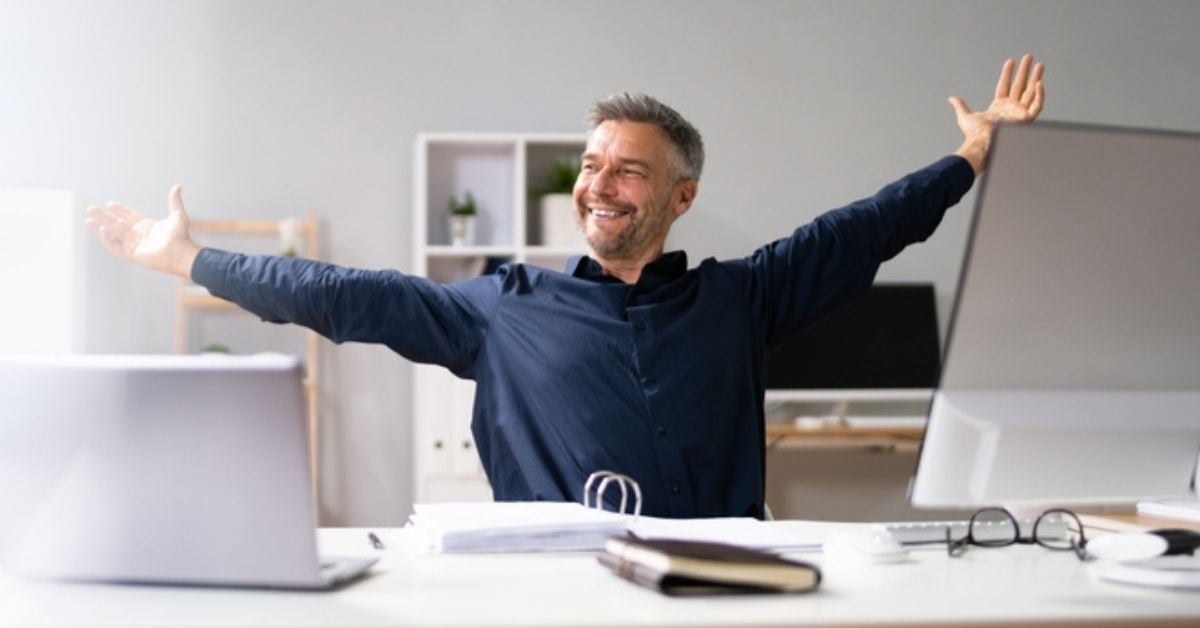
[2,526,1197,627]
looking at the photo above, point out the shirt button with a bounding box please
[670,484,681,494]
[656,425,666,436]
[641,375,656,386]
[634,321,646,331]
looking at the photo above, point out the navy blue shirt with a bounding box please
[192,155,975,518]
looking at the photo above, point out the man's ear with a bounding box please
[673,179,698,217]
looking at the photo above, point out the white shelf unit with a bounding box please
[412,132,587,503]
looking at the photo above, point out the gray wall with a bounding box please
[3,0,1198,525]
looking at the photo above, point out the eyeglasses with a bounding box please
[946,507,1088,560]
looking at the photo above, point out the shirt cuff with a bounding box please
[939,154,977,198]
[190,247,236,289]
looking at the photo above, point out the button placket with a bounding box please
[630,315,657,390]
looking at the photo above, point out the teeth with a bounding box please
[591,209,624,218]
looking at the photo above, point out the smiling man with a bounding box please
[87,55,1044,519]
[575,110,699,283]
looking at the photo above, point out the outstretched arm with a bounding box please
[950,53,1046,175]
[85,185,202,279]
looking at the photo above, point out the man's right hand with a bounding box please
[85,185,202,279]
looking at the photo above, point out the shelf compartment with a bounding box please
[425,140,517,248]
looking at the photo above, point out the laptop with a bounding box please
[0,353,376,589]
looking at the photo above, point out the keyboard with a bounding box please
[884,517,1069,545]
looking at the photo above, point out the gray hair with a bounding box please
[586,93,705,181]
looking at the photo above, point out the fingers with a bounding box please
[1008,53,1034,99]
[84,205,110,233]
[104,201,142,225]
[994,58,1015,101]
[1028,81,1045,119]
[991,53,1045,120]
[85,203,128,230]
[1019,62,1045,106]
[168,184,186,215]
[84,207,129,257]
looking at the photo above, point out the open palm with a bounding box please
[950,54,1045,140]
[85,185,198,278]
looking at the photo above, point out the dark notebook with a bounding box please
[598,536,822,596]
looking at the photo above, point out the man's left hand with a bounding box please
[951,53,1046,175]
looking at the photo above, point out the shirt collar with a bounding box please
[565,251,689,286]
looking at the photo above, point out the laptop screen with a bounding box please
[0,354,324,587]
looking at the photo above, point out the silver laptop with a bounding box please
[0,353,376,589]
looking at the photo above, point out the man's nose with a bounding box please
[588,167,617,197]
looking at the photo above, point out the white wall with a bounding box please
[0,189,78,353]
[3,0,1198,525]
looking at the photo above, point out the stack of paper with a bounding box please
[409,502,630,552]
[407,502,837,553]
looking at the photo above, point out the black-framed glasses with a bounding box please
[946,507,1088,560]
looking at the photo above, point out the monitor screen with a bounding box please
[911,122,1200,508]
[0,354,323,586]
[764,283,940,389]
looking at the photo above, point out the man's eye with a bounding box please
[581,164,599,173]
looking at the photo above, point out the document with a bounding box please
[409,502,628,552]
[407,502,834,553]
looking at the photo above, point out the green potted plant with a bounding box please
[533,159,583,248]
[447,191,478,246]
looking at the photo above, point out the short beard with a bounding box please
[579,190,675,261]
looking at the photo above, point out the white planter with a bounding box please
[539,194,585,248]
[448,214,476,247]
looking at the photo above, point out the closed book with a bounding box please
[599,536,821,595]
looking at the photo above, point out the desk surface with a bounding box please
[2,526,1198,627]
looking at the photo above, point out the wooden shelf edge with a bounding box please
[765,423,925,440]
[179,290,238,310]
[765,388,934,403]
[191,215,319,237]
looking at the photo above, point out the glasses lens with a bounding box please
[971,508,1018,546]
[1035,509,1081,551]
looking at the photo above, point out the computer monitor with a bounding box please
[910,122,1200,509]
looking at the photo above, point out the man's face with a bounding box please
[573,120,694,262]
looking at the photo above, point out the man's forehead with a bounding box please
[584,120,670,162]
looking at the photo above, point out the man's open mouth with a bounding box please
[588,206,632,219]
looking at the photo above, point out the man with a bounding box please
[87,55,1045,519]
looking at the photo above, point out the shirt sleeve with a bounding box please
[190,249,499,377]
[746,155,975,349]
